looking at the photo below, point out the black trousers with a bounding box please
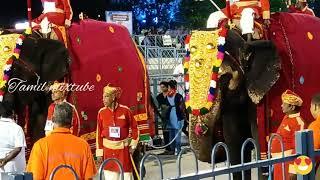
[163,129,172,151]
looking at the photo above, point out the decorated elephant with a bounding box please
[0,31,70,144]
[0,20,155,165]
[186,12,320,180]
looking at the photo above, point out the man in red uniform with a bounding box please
[96,85,139,180]
[207,0,270,40]
[32,0,73,43]
[44,82,80,136]
[271,90,305,180]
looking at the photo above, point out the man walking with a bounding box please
[96,84,139,180]
[156,81,173,155]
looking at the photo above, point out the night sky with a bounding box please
[0,0,111,28]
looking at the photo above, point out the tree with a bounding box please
[132,0,181,29]
[179,0,225,29]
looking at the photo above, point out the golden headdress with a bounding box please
[103,84,122,98]
[281,89,303,106]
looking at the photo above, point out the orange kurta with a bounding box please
[46,101,81,136]
[26,128,97,179]
[308,116,320,149]
[271,113,305,180]
[96,104,139,172]
[222,0,270,19]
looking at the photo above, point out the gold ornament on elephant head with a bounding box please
[184,26,228,136]
[0,34,21,80]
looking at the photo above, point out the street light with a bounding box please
[15,22,29,30]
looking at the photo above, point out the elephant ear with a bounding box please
[244,40,281,104]
[37,39,70,81]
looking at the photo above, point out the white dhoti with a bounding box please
[103,170,134,180]
[240,8,255,35]
[207,8,255,35]
[207,11,227,29]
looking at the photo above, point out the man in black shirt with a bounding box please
[156,81,173,154]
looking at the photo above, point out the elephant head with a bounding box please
[187,29,281,164]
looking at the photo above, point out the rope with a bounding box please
[147,127,183,149]
[130,154,140,180]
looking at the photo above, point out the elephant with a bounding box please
[188,12,320,180]
[186,24,280,179]
[0,31,70,144]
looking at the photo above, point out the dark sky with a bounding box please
[0,0,110,27]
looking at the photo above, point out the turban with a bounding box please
[281,89,303,106]
[50,81,68,92]
[103,84,122,98]
[298,0,307,2]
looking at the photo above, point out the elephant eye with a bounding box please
[206,43,215,50]
[190,46,197,53]
[3,46,10,52]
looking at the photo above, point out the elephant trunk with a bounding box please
[189,88,223,163]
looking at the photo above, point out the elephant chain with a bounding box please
[279,21,295,90]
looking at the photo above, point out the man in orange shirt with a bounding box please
[27,102,97,179]
[207,0,270,40]
[271,90,305,180]
[96,85,139,180]
[308,93,320,149]
[44,82,80,136]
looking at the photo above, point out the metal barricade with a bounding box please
[211,142,231,180]
[98,158,124,180]
[267,133,286,180]
[49,165,79,180]
[241,138,259,179]
[177,148,199,178]
[140,153,164,180]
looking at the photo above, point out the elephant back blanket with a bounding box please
[257,13,320,157]
[67,20,154,150]
[258,12,320,154]
[268,13,320,129]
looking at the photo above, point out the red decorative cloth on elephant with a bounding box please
[96,85,139,179]
[68,20,154,153]
[271,90,305,180]
[257,12,320,162]
[44,82,80,136]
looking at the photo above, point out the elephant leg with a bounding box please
[223,120,252,180]
[30,101,46,144]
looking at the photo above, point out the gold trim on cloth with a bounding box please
[134,113,148,121]
[235,1,260,7]
[262,11,270,19]
[81,131,96,141]
[103,138,130,150]
[271,150,293,157]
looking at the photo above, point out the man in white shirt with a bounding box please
[0,100,26,173]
